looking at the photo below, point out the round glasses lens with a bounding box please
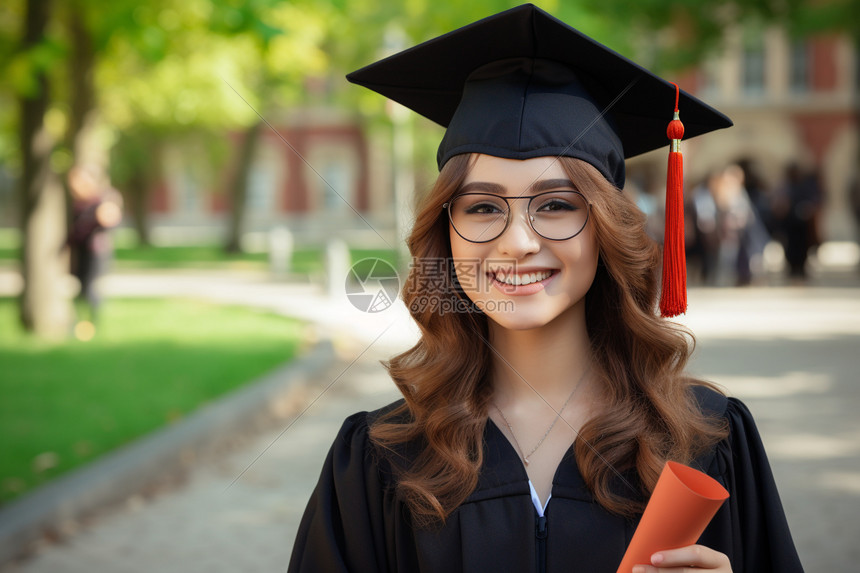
[529,191,589,240]
[449,194,509,242]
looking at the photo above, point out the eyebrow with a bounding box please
[458,178,577,195]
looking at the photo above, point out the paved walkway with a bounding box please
[2,268,859,572]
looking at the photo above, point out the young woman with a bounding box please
[288,5,803,572]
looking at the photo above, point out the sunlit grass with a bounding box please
[0,243,401,275]
[114,245,268,268]
[110,245,400,273]
[0,297,307,505]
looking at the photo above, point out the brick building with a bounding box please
[146,108,393,247]
[629,25,858,242]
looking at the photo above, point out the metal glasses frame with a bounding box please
[443,190,591,243]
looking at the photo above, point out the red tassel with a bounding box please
[660,83,687,318]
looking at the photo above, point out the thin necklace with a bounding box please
[492,364,590,467]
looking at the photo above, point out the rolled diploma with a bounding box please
[616,461,729,573]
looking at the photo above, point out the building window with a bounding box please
[789,41,809,94]
[741,41,766,97]
[856,44,860,89]
[698,60,721,100]
[247,166,276,213]
[176,168,201,214]
[305,141,359,215]
[247,144,283,213]
[856,44,860,90]
[321,159,351,213]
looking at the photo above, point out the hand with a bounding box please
[95,201,122,228]
[632,544,732,572]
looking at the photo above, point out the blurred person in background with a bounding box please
[773,162,823,281]
[688,172,721,285]
[850,177,860,274]
[737,158,776,238]
[711,165,768,287]
[66,164,123,340]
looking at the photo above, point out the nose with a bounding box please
[495,205,541,257]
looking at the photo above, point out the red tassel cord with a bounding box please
[660,83,687,318]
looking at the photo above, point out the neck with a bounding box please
[488,305,593,407]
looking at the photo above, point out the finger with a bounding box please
[632,567,703,573]
[650,545,731,569]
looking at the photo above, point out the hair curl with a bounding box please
[370,154,727,524]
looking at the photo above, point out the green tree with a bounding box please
[2,0,329,334]
[13,0,70,338]
[576,0,858,71]
[7,0,854,338]
[3,0,185,336]
[205,1,333,252]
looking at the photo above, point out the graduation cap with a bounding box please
[347,3,732,317]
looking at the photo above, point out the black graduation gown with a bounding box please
[288,388,804,572]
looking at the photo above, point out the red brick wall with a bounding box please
[810,37,838,92]
[144,122,369,216]
[792,112,855,164]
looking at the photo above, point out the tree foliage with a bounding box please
[576,0,858,72]
[0,0,854,336]
[2,0,854,167]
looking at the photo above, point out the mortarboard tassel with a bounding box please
[660,83,687,318]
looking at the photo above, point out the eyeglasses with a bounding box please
[443,191,591,243]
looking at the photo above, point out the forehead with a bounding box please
[462,154,571,193]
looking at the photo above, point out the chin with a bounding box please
[477,296,586,333]
[479,302,567,332]
[487,315,547,331]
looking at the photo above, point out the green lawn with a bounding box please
[0,297,307,506]
[114,245,268,269]
[112,245,401,273]
[0,243,402,275]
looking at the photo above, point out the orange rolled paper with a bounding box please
[616,461,729,573]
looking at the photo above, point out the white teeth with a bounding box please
[494,270,552,286]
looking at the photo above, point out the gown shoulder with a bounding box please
[289,392,804,572]
[696,391,805,572]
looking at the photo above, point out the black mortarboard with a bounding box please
[346,3,732,189]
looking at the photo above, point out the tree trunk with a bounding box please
[223,121,264,253]
[18,0,72,337]
[112,129,158,247]
[67,3,94,154]
[127,164,152,246]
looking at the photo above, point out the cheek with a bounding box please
[561,228,599,285]
[449,226,485,295]
[449,225,482,267]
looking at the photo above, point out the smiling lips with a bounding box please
[491,269,554,286]
[486,269,557,298]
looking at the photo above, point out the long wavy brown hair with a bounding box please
[371,153,728,525]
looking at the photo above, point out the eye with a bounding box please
[465,201,504,215]
[454,194,507,216]
[533,193,582,213]
[538,199,575,212]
